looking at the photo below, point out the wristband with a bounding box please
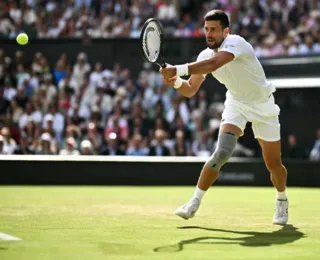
[174,76,183,89]
[175,64,189,76]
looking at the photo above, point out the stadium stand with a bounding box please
[0,0,319,57]
[0,0,319,159]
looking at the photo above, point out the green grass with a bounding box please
[0,186,319,260]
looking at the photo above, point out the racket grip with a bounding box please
[160,57,167,68]
[161,63,167,68]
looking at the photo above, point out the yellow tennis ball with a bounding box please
[16,33,29,45]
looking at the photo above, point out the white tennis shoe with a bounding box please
[273,199,289,225]
[175,198,200,220]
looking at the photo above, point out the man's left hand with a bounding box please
[160,65,176,79]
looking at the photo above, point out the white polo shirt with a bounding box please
[197,34,275,104]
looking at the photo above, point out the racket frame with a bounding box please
[140,18,167,68]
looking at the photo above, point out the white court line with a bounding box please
[0,232,22,241]
[0,154,263,163]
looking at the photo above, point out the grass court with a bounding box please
[0,186,319,260]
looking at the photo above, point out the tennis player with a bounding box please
[160,10,288,225]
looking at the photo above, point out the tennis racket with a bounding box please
[140,18,167,68]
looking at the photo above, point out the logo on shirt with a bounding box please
[225,45,235,48]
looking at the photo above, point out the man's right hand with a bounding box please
[163,76,177,87]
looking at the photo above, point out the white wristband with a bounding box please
[175,64,189,76]
[174,76,183,89]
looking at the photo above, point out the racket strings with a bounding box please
[142,22,161,62]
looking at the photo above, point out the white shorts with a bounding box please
[221,94,281,142]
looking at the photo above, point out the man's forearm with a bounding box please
[175,52,235,76]
[176,79,197,98]
[188,58,219,75]
[175,58,218,76]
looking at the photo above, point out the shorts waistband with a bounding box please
[227,94,273,105]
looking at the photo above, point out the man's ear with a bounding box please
[223,27,230,37]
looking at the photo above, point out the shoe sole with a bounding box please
[273,220,288,225]
[273,216,288,225]
[175,211,195,220]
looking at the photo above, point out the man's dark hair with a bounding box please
[205,10,230,29]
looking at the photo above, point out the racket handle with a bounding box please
[160,57,166,68]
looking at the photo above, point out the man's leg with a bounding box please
[258,139,287,192]
[258,138,288,225]
[175,124,242,219]
[197,124,242,190]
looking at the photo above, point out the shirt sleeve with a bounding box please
[196,49,211,78]
[218,36,246,59]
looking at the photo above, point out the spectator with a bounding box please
[42,114,55,138]
[283,134,304,159]
[3,80,17,101]
[40,74,57,111]
[129,116,149,138]
[232,142,255,157]
[126,133,149,156]
[89,62,104,89]
[71,52,91,87]
[191,130,212,157]
[53,61,67,85]
[80,139,94,155]
[31,52,44,75]
[60,124,81,149]
[0,135,5,154]
[15,87,28,109]
[0,88,10,121]
[310,129,320,161]
[157,0,177,29]
[105,113,129,143]
[43,106,65,143]
[138,62,162,90]
[91,86,113,119]
[0,127,17,154]
[10,99,23,126]
[172,130,190,156]
[149,129,170,156]
[166,96,190,125]
[36,132,55,155]
[101,132,125,155]
[59,137,80,155]
[82,122,103,153]
[13,132,35,155]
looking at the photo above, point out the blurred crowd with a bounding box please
[0,49,319,159]
[0,0,320,57]
[0,48,231,157]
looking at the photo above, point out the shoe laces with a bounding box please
[275,200,287,217]
[182,198,199,211]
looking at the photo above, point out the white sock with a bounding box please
[277,190,287,200]
[193,186,206,201]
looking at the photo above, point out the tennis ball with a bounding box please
[16,33,29,45]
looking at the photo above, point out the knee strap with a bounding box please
[206,132,237,171]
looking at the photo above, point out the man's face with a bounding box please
[204,20,229,50]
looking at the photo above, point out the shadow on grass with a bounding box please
[154,224,305,252]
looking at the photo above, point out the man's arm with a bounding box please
[188,51,234,75]
[163,74,205,98]
[160,51,234,78]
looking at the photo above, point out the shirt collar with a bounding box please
[216,34,230,52]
